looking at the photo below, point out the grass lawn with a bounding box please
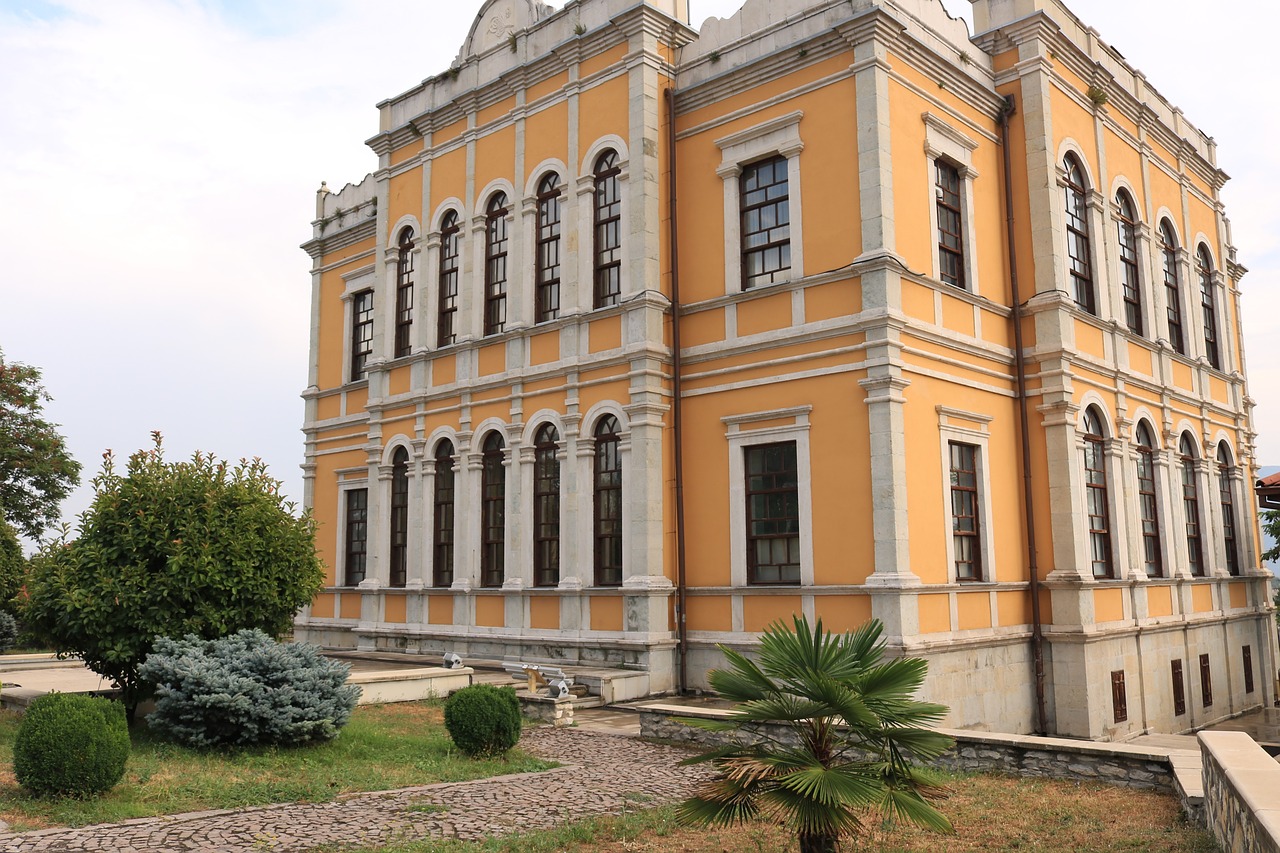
[320,773,1218,853]
[0,701,553,832]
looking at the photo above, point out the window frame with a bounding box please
[1115,190,1144,336]
[1243,645,1255,695]
[437,212,460,347]
[1063,154,1096,315]
[483,193,509,337]
[592,151,623,310]
[393,228,415,359]
[593,415,623,588]
[1110,670,1128,724]
[738,155,792,291]
[725,406,814,587]
[432,440,455,589]
[948,441,984,582]
[938,407,996,585]
[532,424,561,588]
[349,288,374,382]
[923,113,981,294]
[1197,245,1220,370]
[1082,408,1113,580]
[743,441,802,586]
[1160,220,1186,355]
[934,159,966,289]
[1199,653,1213,708]
[1171,659,1186,716]
[342,486,369,587]
[1134,422,1164,579]
[1180,433,1205,578]
[1217,443,1240,577]
[714,112,805,296]
[480,432,506,588]
[535,173,562,323]
[388,446,409,588]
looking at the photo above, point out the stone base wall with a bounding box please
[1200,731,1280,853]
[638,708,1173,792]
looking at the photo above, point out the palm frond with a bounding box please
[775,761,887,808]
[876,784,955,834]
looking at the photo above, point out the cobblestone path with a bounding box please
[0,727,715,853]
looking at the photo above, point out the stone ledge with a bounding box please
[1200,731,1280,853]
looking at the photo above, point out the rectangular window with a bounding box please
[740,156,791,290]
[481,446,505,587]
[1220,465,1240,577]
[1136,447,1162,578]
[745,442,800,585]
[536,187,562,323]
[484,204,509,336]
[343,488,368,587]
[1111,670,1128,724]
[935,160,966,289]
[1171,659,1186,716]
[394,246,414,358]
[1117,214,1143,335]
[350,290,374,381]
[593,431,623,587]
[1183,457,1204,578]
[1084,436,1112,579]
[949,441,982,581]
[593,155,622,309]
[1243,645,1255,695]
[437,219,459,346]
[433,455,454,588]
[1199,653,1213,708]
[389,463,408,589]
[533,438,560,588]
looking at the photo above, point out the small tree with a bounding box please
[0,349,81,540]
[0,512,23,615]
[678,616,953,853]
[1263,510,1280,620]
[23,435,324,714]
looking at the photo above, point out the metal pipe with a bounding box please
[1000,93,1049,735]
[665,85,690,694]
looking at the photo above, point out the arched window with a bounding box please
[481,432,506,587]
[484,193,509,336]
[1198,245,1220,370]
[593,415,622,587]
[1115,190,1143,336]
[432,440,455,588]
[1217,443,1239,576]
[394,228,416,358]
[1161,220,1185,355]
[1180,433,1203,577]
[536,173,562,324]
[533,424,560,587]
[389,446,409,588]
[1135,422,1162,578]
[593,151,622,309]
[1063,154,1095,314]
[437,212,460,347]
[1082,408,1112,578]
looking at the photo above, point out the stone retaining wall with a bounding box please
[1200,731,1280,853]
[638,707,1173,792]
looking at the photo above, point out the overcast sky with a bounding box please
[1,0,1276,544]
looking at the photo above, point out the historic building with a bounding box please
[297,0,1277,739]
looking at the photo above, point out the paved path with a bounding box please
[0,725,713,853]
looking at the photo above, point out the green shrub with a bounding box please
[139,629,360,748]
[14,692,129,797]
[443,683,522,758]
[0,611,18,652]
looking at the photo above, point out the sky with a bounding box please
[1,0,1277,546]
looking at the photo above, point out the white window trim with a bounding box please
[724,406,813,587]
[922,113,980,295]
[715,111,805,295]
[937,407,996,584]
[336,477,370,591]
[341,269,376,385]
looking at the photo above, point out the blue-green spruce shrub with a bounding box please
[0,611,19,652]
[443,683,522,757]
[14,692,129,797]
[139,629,360,748]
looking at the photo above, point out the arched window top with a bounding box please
[1064,153,1089,191]
[440,209,459,232]
[1082,407,1106,439]
[537,172,560,196]
[487,192,508,215]
[1159,218,1179,249]
[1179,433,1198,459]
[483,432,505,453]
[434,438,455,459]
[1115,189,1137,223]
[1216,442,1234,466]
[535,424,559,447]
[595,414,620,439]
[398,226,415,248]
[595,149,619,176]
[391,445,409,467]
[1135,421,1157,449]
[1197,244,1214,273]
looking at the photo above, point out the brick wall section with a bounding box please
[1200,731,1280,853]
[639,707,1173,792]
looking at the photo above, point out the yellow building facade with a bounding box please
[298,0,1277,739]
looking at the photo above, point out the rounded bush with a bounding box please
[14,692,129,797]
[138,629,360,748]
[443,684,521,758]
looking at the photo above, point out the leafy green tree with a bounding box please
[0,512,23,615]
[0,349,81,540]
[678,616,954,853]
[1263,510,1280,618]
[23,434,324,714]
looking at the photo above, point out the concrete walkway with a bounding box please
[0,721,710,853]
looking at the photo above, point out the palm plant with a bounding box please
[677,615,954,853]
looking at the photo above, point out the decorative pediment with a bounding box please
[459,0,554,61]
